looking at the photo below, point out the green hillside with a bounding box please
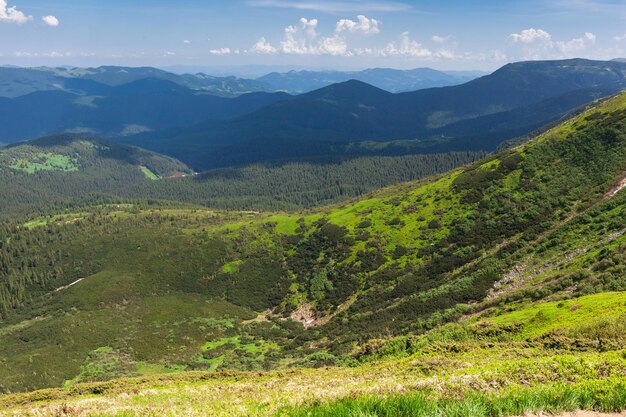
[0,136,486,215]
[1,92,626,415]
[119,152,486,211]
[0,135,192,216]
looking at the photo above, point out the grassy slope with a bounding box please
[0,293,624,416]
[1,93,626,413]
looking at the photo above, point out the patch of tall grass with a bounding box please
[282,379,626,417]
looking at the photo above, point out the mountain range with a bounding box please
[257,67,485,93]
[0,79,290,141]
[126,59,626,170]
[0,65,271,98]
[2,59,625,173]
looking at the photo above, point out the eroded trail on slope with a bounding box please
[605,171,626,198]
[486,170,626,302]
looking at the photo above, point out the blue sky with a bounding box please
[1,0,625,72]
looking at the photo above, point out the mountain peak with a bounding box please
[302,79,392,100]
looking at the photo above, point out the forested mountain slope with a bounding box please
[0,135,485,216]
[117,152,486,211]
[0,135,191,216]
[1,91,625,396]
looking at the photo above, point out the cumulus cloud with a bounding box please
[509,28,597,59]
[614,34,626,41]
[0,0,32,24]
[509,28,551,43]
[251,15,385,56]
[252,17,349,56]
[280,18,321,54]
[251,37,278,54]
[183,39,191,44]
[377,32,454,59]
[251,17,459,60]
[209,47,231,55]
[335,15,380,35]
[42,15,59,27]
[381,32,432,57]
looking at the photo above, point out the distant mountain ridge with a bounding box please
[127,59,626,170]
[257,67,485,93]
[0,65,483,99]
[0,65,273,98]
[0,78,291,142]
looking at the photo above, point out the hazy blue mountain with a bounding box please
[127,59,626,170]
[0,78,291,142]
[257,67,484,93]
[0,66,272,98]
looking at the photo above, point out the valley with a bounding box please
[0,89,625,415]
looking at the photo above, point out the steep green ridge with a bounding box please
[0,91,626,399]
[0,135,191,216]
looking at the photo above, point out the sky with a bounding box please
[0,0,625,73]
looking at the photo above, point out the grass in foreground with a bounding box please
[283,380,626,417]
[0,347,625,416]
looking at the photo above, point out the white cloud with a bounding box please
[584,32,596,43]
[209,47,232,55]
[335,15,380,35]
[509,28,597,60]
[251,37,278,54]
[0,0,32,25]
[431,35,452,43]
[616,34,626,41]
[251,18,459,60]
[509,28,552,44]
[299,17,318,38]
[44,51,71,57]
[318,35,350,56]
[183,39,191,44]
[251,16,382,57]
[375,32,457,59]
[246,0,411,13]
[14,50,95,58]
[381,32,433,58]
[42,15,59,27]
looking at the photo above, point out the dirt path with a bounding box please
[54,278,84,292]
